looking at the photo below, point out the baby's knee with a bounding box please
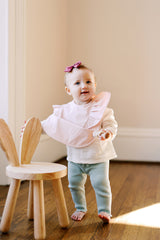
[91,176,111,192]
[68,174,85,189]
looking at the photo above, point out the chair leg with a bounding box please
[52,178,69,228]
[27,180,34,220]
[33,180,46,240]
[0,178,21,233]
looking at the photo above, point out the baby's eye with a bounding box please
[74,81,80,85]
[86,80,91,84]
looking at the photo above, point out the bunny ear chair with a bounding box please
[0,117,69,240]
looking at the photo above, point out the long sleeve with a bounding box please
[101,108,118,140]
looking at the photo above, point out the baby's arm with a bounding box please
[93,108,118,141]
[21,119,46,138]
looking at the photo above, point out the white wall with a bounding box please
[0,0,9,184]
[1,0,160,185]
[24,0,68,162]
[0,0,68,185]
[67,0,160,161]
[0,0,8,122]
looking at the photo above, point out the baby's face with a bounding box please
[65,68,96,105]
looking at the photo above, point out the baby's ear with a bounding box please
[65,86,71,95]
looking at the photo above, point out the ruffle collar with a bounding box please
[53,91,111,129]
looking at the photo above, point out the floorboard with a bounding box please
[0,158,160,240]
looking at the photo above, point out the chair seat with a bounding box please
[6,162,67,180]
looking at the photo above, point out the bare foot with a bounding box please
[98,212,110,223]
[71,211,86,221]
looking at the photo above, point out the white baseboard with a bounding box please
[40,129,160,162]
[114,127,160,162]
[32,135,67,163]
[0,150,10,185]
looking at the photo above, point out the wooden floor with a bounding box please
[0,158,160,240]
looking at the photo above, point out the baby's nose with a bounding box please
[81,81,87,88]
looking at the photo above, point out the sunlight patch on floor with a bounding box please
[111,203,160,228]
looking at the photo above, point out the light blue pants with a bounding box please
[68,161,112,215]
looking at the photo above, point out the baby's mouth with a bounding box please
[81,91,89,95]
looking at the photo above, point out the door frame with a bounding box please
[0,0,26,184]
[8,0,26,150]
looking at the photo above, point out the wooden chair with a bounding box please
[0,118,69,239]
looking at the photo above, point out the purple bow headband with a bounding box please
[64,61,81,72]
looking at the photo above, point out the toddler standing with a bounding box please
[41,61,118,223]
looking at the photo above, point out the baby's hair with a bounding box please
[64,63,95,86]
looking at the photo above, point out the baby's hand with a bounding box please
[20,121,26,138]
[93,129,111,141]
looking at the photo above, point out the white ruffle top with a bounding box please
[41,92,111,148]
